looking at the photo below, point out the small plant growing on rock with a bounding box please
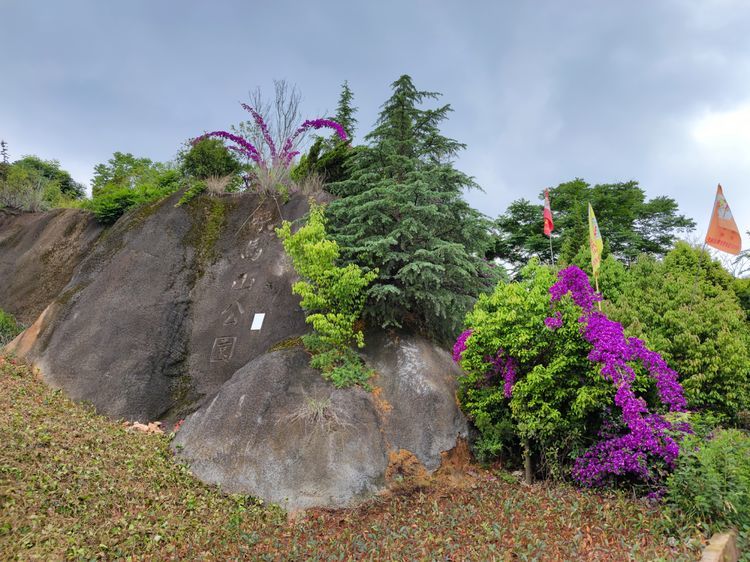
[280,393,352,434]
[276,203,376,388]
[0,308,22,346]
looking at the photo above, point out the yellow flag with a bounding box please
[588,203,603,277]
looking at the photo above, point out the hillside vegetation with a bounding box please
[0,355,701,560]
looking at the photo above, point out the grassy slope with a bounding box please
[0,355,701,560]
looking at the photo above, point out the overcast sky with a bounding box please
[2,0,749,250]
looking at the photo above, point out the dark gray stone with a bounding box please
[173,332,468,510]
[0,208,102,325]
[174,347,388,510]
[7,192,308,422]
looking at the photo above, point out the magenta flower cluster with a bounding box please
[548,266,688,487]
[452,329,472,362]
[193,104,348,170]
[487,349,518,398]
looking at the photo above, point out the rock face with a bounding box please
[0,208,102,325]
[4,192,469,509]
[7,192,309,421]
[173,333,467,510]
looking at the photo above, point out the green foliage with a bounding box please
[12,155,85,198]
[180,138,241,180]
[0,355,700,559]
[276,204,376,388]
[291,138,357,186]
[175,179,207,206]
[334,80,357,141]
[86,153,182,224]
[0,155,85,211]
[607,242,750,424]
[492,179,695,272]
[666,427,750,546]
[457,262,617,473]
[326,75,500,340]
[91,152,163,197]
[302,333,374,389]
[0,309,22,346]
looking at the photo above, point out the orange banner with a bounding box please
[705,184,741,255]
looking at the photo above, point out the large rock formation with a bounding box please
[8,192,309,421]
[0,207,102,325]
[173,333,467,510]
[4,192,469,509]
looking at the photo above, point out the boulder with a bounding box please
[173,332,467,510]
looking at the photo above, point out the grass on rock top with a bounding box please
[0,355,702,560]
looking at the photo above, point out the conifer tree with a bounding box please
[326,75,498,340]
[334,80,357,140]
[0,141,8,182]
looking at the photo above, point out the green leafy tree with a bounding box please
[276,204,377,388]
[180,138,241,180]
[0,161,62,211]
[13,155,84,198]
[91,152,160,197]
[607,242,750,424]
[87,152,182,224]
[492,179,695,272]
[326,75,499,340]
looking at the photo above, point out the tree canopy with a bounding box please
[326,75,500,340]
[607,242,750,424]
[13,155,84,199]
[492,179,695,272]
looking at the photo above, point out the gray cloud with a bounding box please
[2,0,749,248]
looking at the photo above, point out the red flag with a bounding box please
[705,184,741,255]
[543,189,554,237]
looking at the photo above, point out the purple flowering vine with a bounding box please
[547,265,689,487]
[193,103,348,171]
[452,329,472,363]
[488,349,518,398]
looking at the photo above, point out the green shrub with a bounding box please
[0,309,22,346]
[85,167,182,224]
[180,138,241,180]
[276,203,376,388]
[85,186,142,224]
[666,428,750,546]
[176,179,207,206]
[457,262,618,473]
[608,243,750,425]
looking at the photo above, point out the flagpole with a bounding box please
[549,235,555,267]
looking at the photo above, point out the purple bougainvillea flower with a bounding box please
[548,266,689,487]
[194,103,348,171]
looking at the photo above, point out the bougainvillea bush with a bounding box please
[194,103,346,195]
[456,262,689,491]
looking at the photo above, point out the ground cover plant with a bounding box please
[0,309,22,346]
[0,355,702,560]
[666,425,750,554]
